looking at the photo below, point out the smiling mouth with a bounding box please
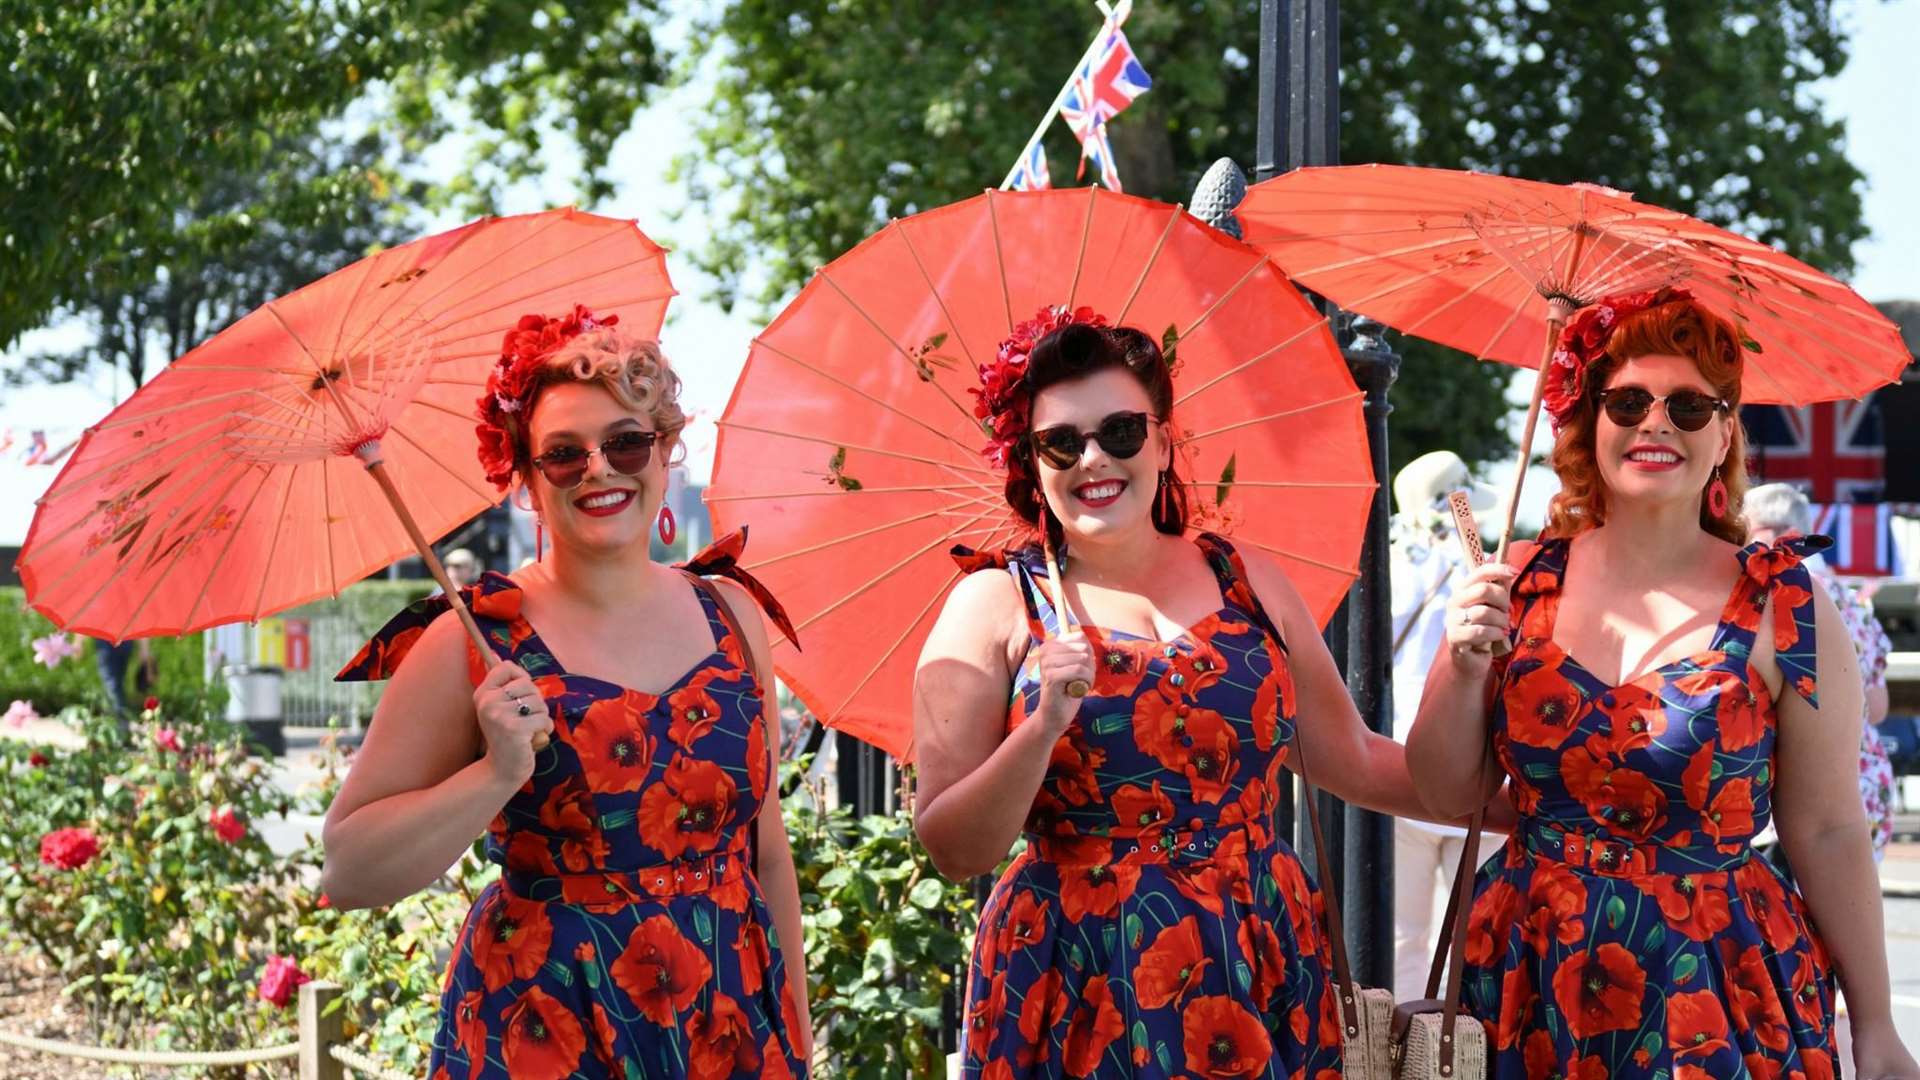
[1073,480,1126,505]
[1624,448,1683,466]
[573,489,636,515]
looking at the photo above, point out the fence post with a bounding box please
[299,980,345,1080]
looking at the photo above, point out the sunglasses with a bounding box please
[1029,411,1157,470]
[530,430,660,489]
[1596,387,1729,433]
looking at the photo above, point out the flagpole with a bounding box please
[998,0,1132,190]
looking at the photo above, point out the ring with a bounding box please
[517,702,533,717]
[1065,678,1091,699]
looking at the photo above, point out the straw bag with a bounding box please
[1285,699,1488,1080]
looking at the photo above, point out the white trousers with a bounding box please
[1394,817,1467,1000]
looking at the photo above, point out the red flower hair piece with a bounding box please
[475,304,619,491]
[971,304,1107,474]
[1542,285,1695,434]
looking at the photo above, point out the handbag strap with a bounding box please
[1231,556,1482,1071]
[689,573,765,872]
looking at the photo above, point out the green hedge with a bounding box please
[0,588,216,717]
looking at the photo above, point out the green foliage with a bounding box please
[684,0,1867,471]
[0,0,667,353]
[0,587,218,717]
[783,758,976,1079]
[0,708,303,1067]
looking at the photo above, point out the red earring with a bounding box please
[1706,468,1730,518]
[657,504,677,546]
[534,516,545,563]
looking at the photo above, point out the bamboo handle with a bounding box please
[1040,532,1090,698]
[358,448,550,750]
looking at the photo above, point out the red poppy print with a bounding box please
[537,777,610,872]
[1181,995,1274,1079]
[1720,939,1791,1052]
[745,720,768,800]
[1057,859,1142,923]
[667,669,726,750]
[1682,744,1715,810]
[1771,583,1812,651]
[473,892,555,993]
[1063,975,1124,1076]
[1089,636,1152,699]
[1250,662,1292,750]
[1468,879,1525,964]
[611,914,713,1026]
[455,990,487,1079]
[1635,873,1732,941]
[1158,637,1227,698]
[1790,955,1827,1033]
[1667,989,1730,1058]
[1550,943,1645,1038]
[589,1003,619,1067]
[571,693,658,793]
[1237,913,1287,1007]
[1522,861,1587,952]
[500,987,587,1080]
[1046,728,1108,807]
[1135,916,1214,1009]
[967,972,1009,1061]
[1734,861,1803,954]
[1597,683,1666,753]
[637,756,737,858]
[1498,962,1537,1051]
[687,994,760,1080]
[1522,1030,1556,1079]
[1017,969,1069,1061]
[1703,778,1755,843]
[733,918,770,997]
[1505,661,1591,747]
[1560,744,1667,841]
[1001,890,1051,955]
[1110,781,1175,840]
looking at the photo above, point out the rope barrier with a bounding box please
[329,1042,419,1080]
[0,1028,299,1066]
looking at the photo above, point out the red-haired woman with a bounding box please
[322,310,810,1079]
[1411,289,1917,1080]
[916,312,1434,1079]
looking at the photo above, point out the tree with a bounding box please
[682,0,1865,473]
[0,0,667,354]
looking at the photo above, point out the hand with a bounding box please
[1032,630,1096,732]
[472,661,552,789]
[1854,1019,1920,1080]
[1443,563,1516,674]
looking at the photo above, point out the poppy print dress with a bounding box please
[953,533,1342,1080]
[1465,536,1839,1080]
[338,544,805,1080]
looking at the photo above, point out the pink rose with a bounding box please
[209,808,247,844]
[154,728,183,753]
[39,827,100,870]
[257,954,310,1008]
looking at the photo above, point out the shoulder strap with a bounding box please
[1216,533,1481,1071]
[689,573,768,869]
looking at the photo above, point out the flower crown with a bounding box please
[970,304,1107,474]
[1541,285,1696,433]
[474,304,618,491]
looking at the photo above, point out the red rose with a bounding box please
[39,827,101,869]
[209,807,247,844]
[28,751,48,767]
[257,954,310,1008]
[143,696,160,712]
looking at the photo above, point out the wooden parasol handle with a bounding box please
[1040,529,1090,698]
[1489,299,1574,562]
[354,443,549,750]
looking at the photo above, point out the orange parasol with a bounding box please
[17,208,674,657]
[707,187,1374,759]
[1235,165,1910,544]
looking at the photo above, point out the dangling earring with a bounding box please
[534,515,545,563]
[1155,469,1173,521]
[657,504,677,546]
[1706,467,1730,518]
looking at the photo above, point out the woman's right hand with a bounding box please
[1032,630,1097,732]
[1444,563,1516,675]
[472,661,552,789]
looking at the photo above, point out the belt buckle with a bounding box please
[1587,837,1633,877]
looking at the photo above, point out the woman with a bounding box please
[914,311,1431,1079]
[321,308,811,1079]
[1410,288,1917,1080]
[1745,481,1898,863]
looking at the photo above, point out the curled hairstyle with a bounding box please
[512,328,688,480]
[1006,322,1189,548]
[1544,299,1750,544]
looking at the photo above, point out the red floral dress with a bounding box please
[338,555,804,1080]
[1466,536,1838,1080]
[953,533,1342,1080]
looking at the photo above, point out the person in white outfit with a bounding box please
[1387,451,1498,999]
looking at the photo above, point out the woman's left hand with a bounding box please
[1854,1019,1920,1080]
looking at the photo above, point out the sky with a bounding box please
[2,0,1916,545]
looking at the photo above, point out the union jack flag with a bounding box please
[1008,139,1051,191]
[1060,24,1151,191]
[1742,399,1884,503]
[1810,502,1895,575]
